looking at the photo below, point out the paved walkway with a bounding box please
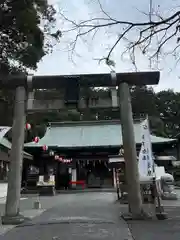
[127,205,180,240]
[2,192,133,240]
[2,191,180,239]
[0,183,7,198]
[125,191,180,240]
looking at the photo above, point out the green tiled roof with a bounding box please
[0,137,11,149]
[24,120,177,148]
[0,137,33,160]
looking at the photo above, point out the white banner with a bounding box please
[0,127,11,142]
[138,119,154,177]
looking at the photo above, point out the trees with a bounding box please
[131,86,158,117]
[59,0,180,67]
[0,0,60,73]
[0,0,61,125]
[23,85,180,140]
[156,90,180,137]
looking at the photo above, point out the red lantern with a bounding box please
[34,136,40,143]
[61,158,72,163]
[42,145,48,151]
[25,123,31,130]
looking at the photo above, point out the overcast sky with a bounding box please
[35,0,180,92]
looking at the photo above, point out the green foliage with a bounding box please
[131,86,159,117]
[27,87,180,139]
[0,0,60,73]
[149,116,167,138]
[156,90,180,137]
[0,0,61,125]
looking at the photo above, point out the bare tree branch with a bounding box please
[58,1,180,67]
[97,0,118,22]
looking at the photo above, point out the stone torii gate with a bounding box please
[0,71,160,224]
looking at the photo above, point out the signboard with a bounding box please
[140,182,154,203]
[108,156,125,169]
[109,156,124,163]
[138,119,154,177]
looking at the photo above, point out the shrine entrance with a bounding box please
[76,159,113,188]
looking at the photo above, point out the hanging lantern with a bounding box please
[0,161,3,169]
[25,123,31,130]
[49,150,54,156]
[119,148,124,156]
[6,164,9,172]
[42,145,48,151]
[34,136,40,143]
[63,159,71,164]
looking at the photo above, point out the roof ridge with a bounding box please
[49,119,143,127]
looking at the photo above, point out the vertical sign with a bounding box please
[138,119,154,177]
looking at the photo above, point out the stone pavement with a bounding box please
[124,189,180,240]
[123,194,180,240]
[0,183,7,198]
[127,205,180,240]
[0,194,73,236]
[2,192,133,240]
[2,192,180,239]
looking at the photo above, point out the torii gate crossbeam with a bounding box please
[1,71,160,224]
